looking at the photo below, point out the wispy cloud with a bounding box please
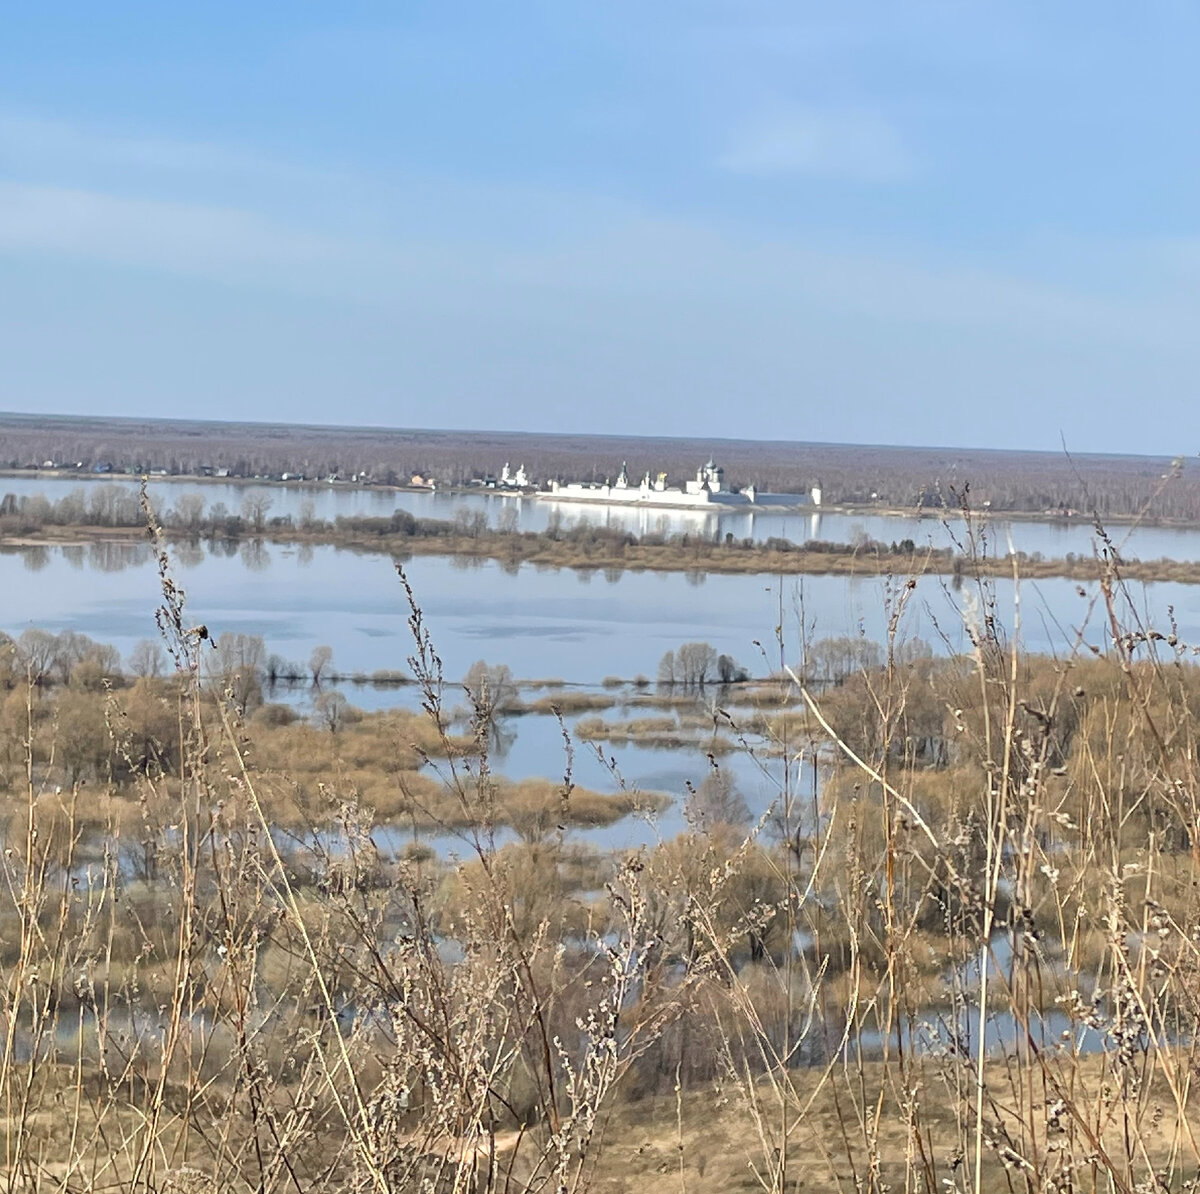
[718,105,914,182]
[1,112,1192,433]
[0,111,323,187]
[0,182,342,280]
[0,176,1186,357]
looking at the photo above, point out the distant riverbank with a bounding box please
[7,466,1200,532]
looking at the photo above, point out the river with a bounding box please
[0,541,1173,681]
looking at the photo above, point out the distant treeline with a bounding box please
[0,485,949,558]
[2,413,1199,520]
[0,624,409,696]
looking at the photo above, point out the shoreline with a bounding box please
[1,521,1192,584]
[0,467,1193,531]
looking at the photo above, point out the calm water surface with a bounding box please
[0,540,1188,851]
[0,542,1186,679]
[7,474,1200,559]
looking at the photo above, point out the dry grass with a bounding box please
[574,713,742,754]
[16,513,1200,584]
[0,493,1199,1192]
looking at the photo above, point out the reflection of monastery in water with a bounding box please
[539,460,819,511]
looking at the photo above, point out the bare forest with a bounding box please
[3,412,1200,520]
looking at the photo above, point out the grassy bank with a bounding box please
[6,513,1200,584]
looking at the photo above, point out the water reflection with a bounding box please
[174,539,205,569]
[488,720,517,761]
[85,541,151,572]
[22,546,49,571]
[239,539,271,571]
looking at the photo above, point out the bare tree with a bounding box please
[462,660,517,725]
[207,632,267,714]
[452,508,488,538]
[685,770,752,833]
[68,641,121,689]
[211,632,266,677]
[172,492,206,530]
[16,628,59,685]
[265,653,303,686]
[657,649,676,688]
[309,645,334,686]
[128,638,166,678]
[676,641,718,688]
[805,635,883,684]
[87,485,141,526]
[313,689,349,733]
[52,631,94,685]
[241,492,272,532]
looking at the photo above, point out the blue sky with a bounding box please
[2,2,1198,453]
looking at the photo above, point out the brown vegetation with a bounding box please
[0,501,1198,1191]
[574,713,741,754]
[0,672,665,839]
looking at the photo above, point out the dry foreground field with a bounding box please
[0,475,1198,1191]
